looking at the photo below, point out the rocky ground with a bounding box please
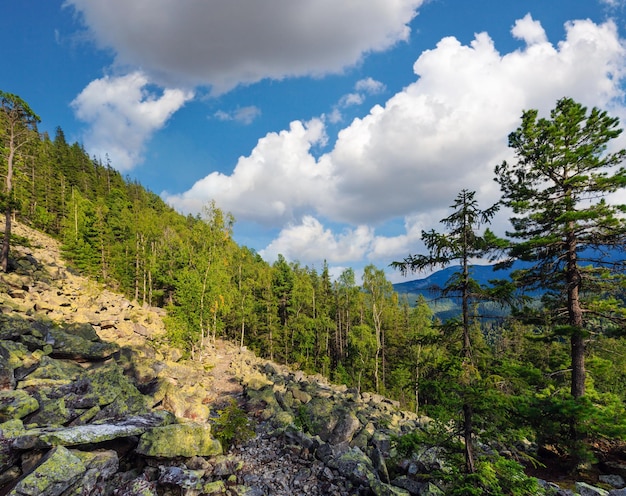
[1,221,626,496]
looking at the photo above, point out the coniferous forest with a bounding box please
[3,90,626,491]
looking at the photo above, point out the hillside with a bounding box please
[0,222,437,495]
[1,225,625,494]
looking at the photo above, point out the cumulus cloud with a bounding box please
[163,119,330,223]
[166,16,626,270]
[260,216,374,264]
[65,0,422,93]
[71,72,193,170]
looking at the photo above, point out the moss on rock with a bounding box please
[9,445,85,496]
[0,390,39,422]
[136,422,222,458]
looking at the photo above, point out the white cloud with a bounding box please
[163,119,330,222]
[168,17,626,270]
[214,106,261,125]
[355,77,387,95]
[65,0,423,93]
[71,72,193,170]
[260,216,374,264]
[511,13,548,45]
[337,77,387,109]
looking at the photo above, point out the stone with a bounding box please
[8,445,85,496]
[112,474,158,496]
[0,390,39,422]
[330,410,360,444]
[46,328,119,361]
[158,465,204,490]
[602,475,626,489]
[62,449,119,496]
[335,447,378,486]
[0,345,15,390]
[16,411,173,447]
[136,421,222,458]
[19,355,83,383]
[575,481,610,496]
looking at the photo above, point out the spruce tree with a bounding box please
[392,189,501,474]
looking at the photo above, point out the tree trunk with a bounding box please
[1,207,11,273]
[463,403,476,473]
[566,227,585,398]
[1,135,16,273]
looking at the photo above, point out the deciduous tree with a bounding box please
[0,91,40,272]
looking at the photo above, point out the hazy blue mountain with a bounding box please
[392,247,624,318]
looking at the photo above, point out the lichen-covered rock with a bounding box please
[18,355,83,384]
[331,410,361,445]
[304,397,339,442]
[136,421,222,458]
[159,382,211,421]
[46,327,119,361]
[334,447,377,485]
[0,390,39,422]
[575,481,610,496]
[10,411,173,450]
[158,465,204,491]
[8,445,85,496]
[63,449,119,496]
[83,363,151,420]
[0,345,15,390]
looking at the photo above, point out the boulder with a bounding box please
[136,421,222,458]
[575,482,610,496]
[14,411,173,448]
[0,390,39,422]
[8,445,85,496]
[46,327,119,361]
[63,450,119,496]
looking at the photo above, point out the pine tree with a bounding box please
[495,97,626,400]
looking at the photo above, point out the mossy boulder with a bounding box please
[47,327,119,361]
[136,422,222,458]
[0,390,39,422]
[83,363,151,421]
[19,355,83,384]
[63,449,119,495]
[8,445,85,496]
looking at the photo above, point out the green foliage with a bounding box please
[294,404,313,432]
[443,457,543,496]
[212,399,255,451]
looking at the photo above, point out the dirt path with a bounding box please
[206,339,245,408]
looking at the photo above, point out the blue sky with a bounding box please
[2,0,626,282]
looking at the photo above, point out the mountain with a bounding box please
[393,247,625,316]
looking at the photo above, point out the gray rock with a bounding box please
[331,410,361,444]
[575,481,610,496]
[62,449,119,495]
[602,474,626,489]
[15,411,173,448]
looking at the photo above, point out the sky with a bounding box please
[2,0,626,283]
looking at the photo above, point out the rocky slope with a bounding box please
[1,222,625,496]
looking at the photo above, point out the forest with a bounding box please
[2,90,626,493]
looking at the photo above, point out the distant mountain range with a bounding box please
[392,247,625,318]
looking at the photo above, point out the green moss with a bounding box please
[136,422,222,457]
[0,390,39,422]
[0,418,25,437]
[11,445,85,495]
